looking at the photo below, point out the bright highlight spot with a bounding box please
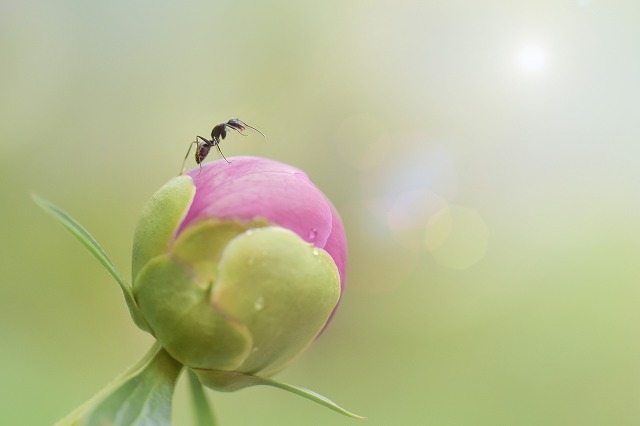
[425,205,490,269]
[516,43,547,74]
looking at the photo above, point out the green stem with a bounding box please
[188,369,217,425]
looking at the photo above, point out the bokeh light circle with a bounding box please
[425,204,490,269]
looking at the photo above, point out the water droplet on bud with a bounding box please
[312,248,319,256]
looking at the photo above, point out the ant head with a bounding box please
[225,118,247,133]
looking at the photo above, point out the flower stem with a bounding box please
[188,369,217,425]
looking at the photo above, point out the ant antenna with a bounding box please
[226,119,266,139]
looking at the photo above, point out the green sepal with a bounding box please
[32,194,151,332]
[134,254,254,371]
[134,219,270,372]
[135,223,341,375]
[212,226,341,376]
[132,175,195,286]
[192,369,366,420]
[171,218,271,284]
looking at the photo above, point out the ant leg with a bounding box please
[216,143,231,163]
[180,140,198,175]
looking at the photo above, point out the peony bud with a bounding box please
[131,156,346,390]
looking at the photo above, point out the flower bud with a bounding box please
[131,157,346,389]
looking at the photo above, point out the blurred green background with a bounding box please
[2,0,640,424]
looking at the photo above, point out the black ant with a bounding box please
[180,118,265,174]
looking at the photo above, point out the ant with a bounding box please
[180,118,265,174]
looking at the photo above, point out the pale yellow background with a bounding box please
[2,0,640,425]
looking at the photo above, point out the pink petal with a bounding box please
[179,157,347,289]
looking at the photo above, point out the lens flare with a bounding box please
[516,43,547,74]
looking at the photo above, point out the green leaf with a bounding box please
[79,346,183,426]
[194,369,366,420]
[188,369,217,426]
[53,343,183,426]
[260,377,366,420]
[32,193,151,332]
